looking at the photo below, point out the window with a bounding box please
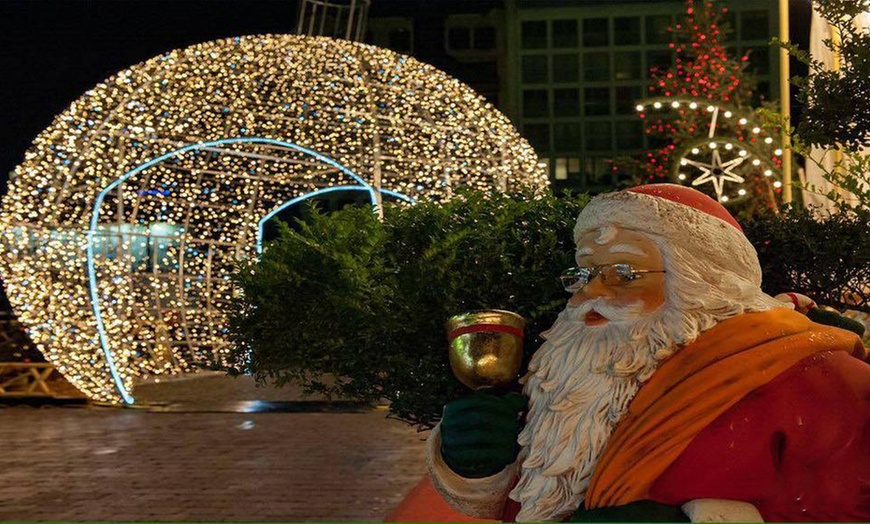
[524,124,550,151]
[448,27,471,50]
[615,85,643,115]
[554,124,583,151]
[554,88,580,117]
[583,52,610,81]
[522,21,547,49]
[614,52,642,80]
[614,17,641,45]
[646,50,673,77]
[646,15,672,44]
[553,19,578,48]
[523,90,549,118]
[568,158,581,173]
[522,55,548,83]
[585,122,612,151]
[744,47,770,74]
[583,18,609,46]
[616,121,644,149]
[552,54,579,83]
[740,10,770,41]
[388,29,412,53]
[584,87,611,116]
[555,158,568,180]
[475,26,496,49]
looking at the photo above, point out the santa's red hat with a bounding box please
[574,184,762,285]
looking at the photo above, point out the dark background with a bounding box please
[0,0,812,191]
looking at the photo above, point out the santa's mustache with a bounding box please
[561,297,649,324]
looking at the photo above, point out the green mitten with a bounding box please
[807,307,866,337]
[569,500,690,522]
[440,391,528,478]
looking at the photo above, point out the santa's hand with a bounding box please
[439,391,528,478]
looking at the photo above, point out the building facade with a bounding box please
[366,0,781,193]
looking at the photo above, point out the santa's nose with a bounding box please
[568,277,616,306]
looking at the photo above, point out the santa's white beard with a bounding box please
[509,299,719,522]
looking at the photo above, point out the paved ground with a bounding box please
[0,404,428,521]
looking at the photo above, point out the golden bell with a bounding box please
[446,310,525,390]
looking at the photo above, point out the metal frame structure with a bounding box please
[0,35,547,404]
[297,0,370,42]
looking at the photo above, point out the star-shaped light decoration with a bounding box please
[682,147,746,199]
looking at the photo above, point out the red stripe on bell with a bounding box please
[448,323,524,341]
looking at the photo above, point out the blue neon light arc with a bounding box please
[256,186,416,253]
[86,137,386,404]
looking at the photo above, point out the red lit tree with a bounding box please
[627,0,781,213]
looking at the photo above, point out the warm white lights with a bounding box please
[0,35,547,403]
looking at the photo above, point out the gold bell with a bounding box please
[446,310,525,390]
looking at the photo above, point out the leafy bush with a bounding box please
[229,192,869,429]
[744,206,870,313]
[227,191,588,430]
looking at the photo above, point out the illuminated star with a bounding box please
[684,149,747,199]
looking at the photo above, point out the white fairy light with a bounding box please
[671,101,681,108]
[764,169,773,177]
[738,189,747,196]
[774,149,783,156]
[0,35,547,404]
[654,101,663,109]
[636,104,645,112]
[774,181,783,188]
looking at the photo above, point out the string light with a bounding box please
[0,35,547,403]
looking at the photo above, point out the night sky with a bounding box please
[0,0,306,188]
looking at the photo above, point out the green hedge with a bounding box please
[228,194,869,429]
[228,191,588,429]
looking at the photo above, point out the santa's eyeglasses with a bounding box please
[560,264,666,293]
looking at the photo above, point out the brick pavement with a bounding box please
[0,405,428,521]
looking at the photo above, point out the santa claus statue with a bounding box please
[394,184,869,522]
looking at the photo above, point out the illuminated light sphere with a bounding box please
[636,104,645,112]
[707,105,716,112]
[671,101,681,108]
[724,143,734,150]
[720,195,729,202]
[680,159,689,166]
[752,159,761,166]
[709,142,718,149]
[653,101,663,109]
[739,118,748,125]
[723,111,733,118]
[738,150,748,157]
[738,189,747,196]
[752,127,762,134]
[691,147,701,155]
[0,35,547,404]
[689,102,699,109]
[678,173,687,180]
[764,137,774,144]
[774,148,783,156]
[764,169,773,177]
[774,181,783,188]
